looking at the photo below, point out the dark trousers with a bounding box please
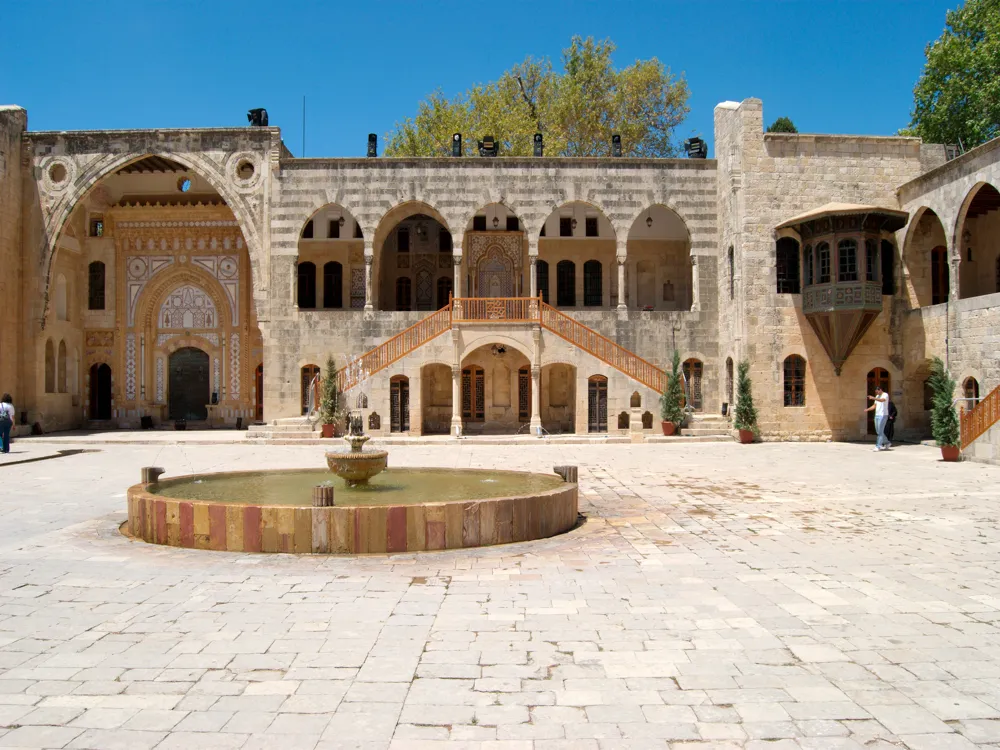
[884,418,895,443]
[0,418,10,453]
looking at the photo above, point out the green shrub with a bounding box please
[733,359,759,433]
[660,350,685,425]
[318,355,342,426]
[929,356,960,447]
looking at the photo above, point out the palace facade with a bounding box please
[1,98,998,448]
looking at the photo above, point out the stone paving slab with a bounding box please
[2,440,1000,748]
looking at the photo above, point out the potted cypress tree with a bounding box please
[660,350,684,435]
[733,359,758,444]
[318,355,342,439]
[929,356,961,461]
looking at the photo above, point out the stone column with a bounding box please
[616,239,627,311]
[450,365,463,437]
[529,365,542,436]
[529,256,538,299]
[363,240,374,311]
[453,255,462,299]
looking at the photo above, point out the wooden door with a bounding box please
[390,377,410,432]
[518,367,530,422]
[867,367,890,435]
[588,376,608,433]
[461,366,485,421]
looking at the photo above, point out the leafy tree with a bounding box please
[906,0,1000,148]
[319,355,342,426]
[660,350,685,425]
[733,360,759,434]
[928,356,960,447]
[766,117,798,133]
[385,37,690,158]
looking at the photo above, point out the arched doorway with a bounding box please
[169,347,210,421]
[956,183,1000,300]
[255,364,264,422]
[588,375,608,433]
[903,209,948,308]
[466,203,525,299]
[301,364,320,415]
[374,206,452,311]
[89,364,112,420]
[390,375,410,432]
[627,205,692,311]
[867,367,891,435]
[683,359,703,411]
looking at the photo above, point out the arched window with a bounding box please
[88,261,105,310]
[865,240,879,283]
[45,339,55,394]
[395,277,412,310]
[931,246,949,304]
[783,355,806,407]
[964,377,981,404]
[682,358,703,411]
[617,411,629,429]
[776,238,800,293]
[817,243,831,284]
[322,262,343,308]
[838,239,858,282]
[728,246,735,299]
[583,260,602,306]
[57,340,67,394]
[297,262,316,308]
[55,274,68,321]
[881,240,895,295]
[641,411,653,429]
[556,260,576,307]
[536,260,550,304]
[436,276,453,309]
[803,245,813,286]
[300,364,320,415]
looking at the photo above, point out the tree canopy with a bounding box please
[906,0,1000,148]
[766,117,798,133]
[384,37,690,158]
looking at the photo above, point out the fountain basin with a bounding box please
[126,468,578,554]
[325,449,388,486]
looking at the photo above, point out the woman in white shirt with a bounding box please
[0,394,14,454]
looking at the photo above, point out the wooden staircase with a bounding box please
[322,296,667,396]
[961,383,1000,453]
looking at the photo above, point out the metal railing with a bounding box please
[961,385,1000,452]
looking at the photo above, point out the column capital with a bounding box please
[616,254,627,265]
[452,254,462,267]
[452,365,462,377]
[531,365,541,377]
[529,255,537,266]
[363,238,374,256]
[616,238,628,255]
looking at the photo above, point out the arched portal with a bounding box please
[627,205,692,310]
[169,347,210,421]
[539,202,616,308]
[466,203,526,299]
[459,343,531,434]
[903,208,948,307]
[373,203,452,311]
[297,203,363,310]
[89,363,112,420]
[956,183,1000,300]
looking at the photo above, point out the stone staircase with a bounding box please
[683,414,731,438]
[245,417,322,443]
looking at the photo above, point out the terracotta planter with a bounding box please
[941,445,961,462]
[661,421,676,436]
[738,429,754,444]
[321,423,335,439]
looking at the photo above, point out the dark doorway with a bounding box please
[518,366,530,422]
[588,375,608,433]
[255,364,263,422]
[169,347,210,421]
[89,363,112,420]
[931,246,949,305]
[390,376,410,432]
[867,367,891,435]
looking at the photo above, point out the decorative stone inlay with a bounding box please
[156,333,178,348]
[350,268,365,308]
[125,333,136,401]
[155,358,164,403]
[202,333,220,347]
[230,333,241,399]
[85,330,114,348]
[192,255,239,324]
[126,256,175,326]
[213,357,220,395]
[158,285,217,329]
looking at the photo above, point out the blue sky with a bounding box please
[3,0,953,157]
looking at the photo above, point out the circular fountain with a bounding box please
[325,413,388,486]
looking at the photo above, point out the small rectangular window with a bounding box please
[506,216,519,231]
[585,217,599,237]
[398,227,410,252]
[473,216,487,231]
[838,242,858,282]
[328,220,340,239]
[559,217,573,237]
[90,219,104,238]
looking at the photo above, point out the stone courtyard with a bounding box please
[2,439,1000,749]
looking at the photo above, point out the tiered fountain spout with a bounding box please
[325,412,388,486]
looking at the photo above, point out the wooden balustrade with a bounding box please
[452,297,539,323]
[961,383,1000,452]
[334,305,452,392]
[539,302,667,393]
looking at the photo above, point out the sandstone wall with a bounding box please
[0,107,25,418]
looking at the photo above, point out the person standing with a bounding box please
[884,399,898,448]
[0,394,14,454]
[865,386,889,451]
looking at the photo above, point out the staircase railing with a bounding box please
[961,383,1000,452]
[539,302,667,393]
[452,297,539,323]
[335,303,452,392]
